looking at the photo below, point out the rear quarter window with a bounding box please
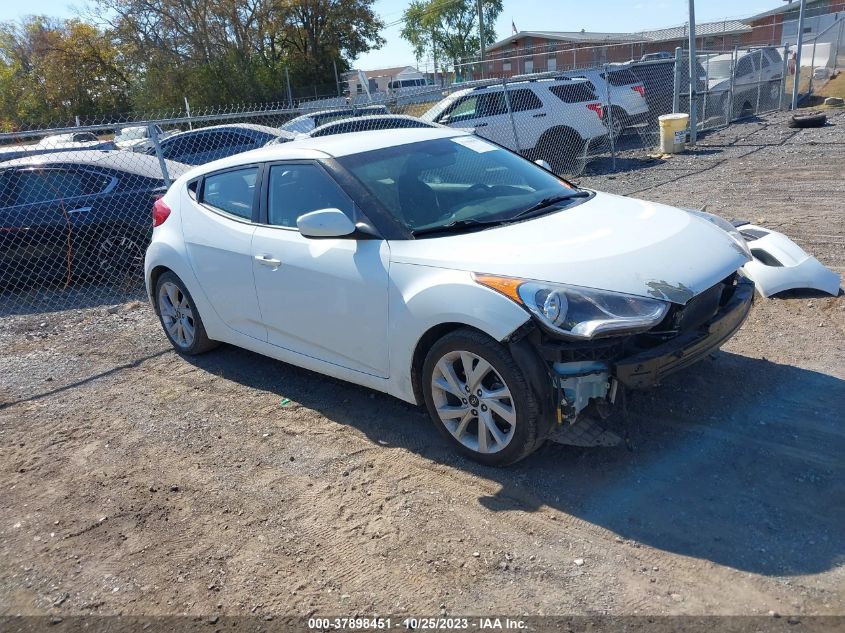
[508,89,543,112]
[548,83,597,103]
[201,167,258,220]
[605,69,640,86]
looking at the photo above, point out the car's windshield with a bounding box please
[115,127,147,141]
[338,136,581,235]
[707,58,733,80]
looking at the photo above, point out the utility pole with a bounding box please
[687,0,698,145]
[791,0,808,109]
[477,0,485,78]
[333,60,341,97]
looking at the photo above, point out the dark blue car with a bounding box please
[0,151,190,288]
[146,123,293,165]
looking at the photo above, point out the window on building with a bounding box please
[548,55,557,71]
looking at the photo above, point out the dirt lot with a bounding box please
[1,110,843,621]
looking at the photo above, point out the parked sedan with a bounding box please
[304,115,438,138]
[114,125,179,152]
[147,124,294,165]
[146,128,754,465]
[280,105,390,135]
[1,151,190,288]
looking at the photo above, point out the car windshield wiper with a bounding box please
[411,218,496,238]
[508,191,590,222]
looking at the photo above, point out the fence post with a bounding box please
[603,63,616,171]
[149,124,171,189]
[500,77,521,153]
[780,43,790,111]
[285,67,293,108]
[702,51,710,122]
[727,46,738,126]
[672,46,683,113]
[808,37,818,96]
[834,20,844,74]
[755,50,764,114]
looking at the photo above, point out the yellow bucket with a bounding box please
[658,113,689,153]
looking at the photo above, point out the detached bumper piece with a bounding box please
[613,277,754,389]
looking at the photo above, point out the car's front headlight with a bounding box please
[473,274,669,340]
[686,209,752,259]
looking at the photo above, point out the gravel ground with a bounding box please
[1,110,843,620]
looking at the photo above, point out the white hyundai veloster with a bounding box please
[145,128,754,465]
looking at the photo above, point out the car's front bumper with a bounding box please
[612,276,754,389]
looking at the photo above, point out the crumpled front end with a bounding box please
[509,274,755,442]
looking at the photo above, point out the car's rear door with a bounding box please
[250,161,390,377]
[439,92,517,149]
[505,88,547,150]
[0,167,108,285]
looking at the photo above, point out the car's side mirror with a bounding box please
[534,159,552,171]
[297,208,356,238]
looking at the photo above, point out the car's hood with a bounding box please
[388,191,750,304]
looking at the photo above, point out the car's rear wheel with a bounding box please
[536,127,582,175]
[155,271,217,355]
[422,329,545,466]
[604,106,626,141]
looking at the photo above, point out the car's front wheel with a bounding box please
[155,271,218,355]
[421,328,546,466]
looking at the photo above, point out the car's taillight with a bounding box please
[632,85,646,97]
[152,198,171,227]
[586,103,604,119]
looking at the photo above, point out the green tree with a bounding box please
[0,17,130,129]
[90,0,384,109]
[400,0,502,75]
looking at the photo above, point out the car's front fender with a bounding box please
[386,263,531,404]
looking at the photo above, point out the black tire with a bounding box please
[536,127,582,175]
[604,106,627,141]
[154,271,218,355]
[421,328,547,466]
[788,112,827,128]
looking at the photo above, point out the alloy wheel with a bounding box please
[429,350,516,454]
[98,235,144,272]
[158,281,196,349]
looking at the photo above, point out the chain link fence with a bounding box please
[0,41,802,316]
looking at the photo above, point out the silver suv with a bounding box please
[420,78,609,174]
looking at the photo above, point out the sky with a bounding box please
[1,0,780,70]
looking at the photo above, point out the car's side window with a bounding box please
[736,56,754,77]
[267,164,355,229]
[508,88,543,112]
[14,169,107,205]
[201,167,258,220]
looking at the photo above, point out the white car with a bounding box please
[34,132,114,151]
[279,105,390,135]
[115,125,179,152]
[420,78,608,174]
[704,47,784,119]
[560,66,650,140]
[145,128,754,465]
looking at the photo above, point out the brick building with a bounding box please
[475,1,844,78]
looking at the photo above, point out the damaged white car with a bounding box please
[145,128,754,465]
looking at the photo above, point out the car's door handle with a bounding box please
[533,113,547,118]
[67,206,92,214]
[474,122,488,127]
[254,255,281,267]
